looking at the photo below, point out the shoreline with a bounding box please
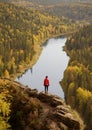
[12,32,74,80]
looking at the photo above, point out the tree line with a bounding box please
[61,24,92,130]
[44,2,92,23]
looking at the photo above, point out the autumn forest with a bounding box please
[0,0,92,130]
[61,25,92,130]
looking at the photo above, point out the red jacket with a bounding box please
[44,78,49,86]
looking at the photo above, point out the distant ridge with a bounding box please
[0,0,92,5]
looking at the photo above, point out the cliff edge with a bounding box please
[0,78,84,130]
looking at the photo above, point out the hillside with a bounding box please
[44,3,92,22]
[7,1,92,23]
[1,0,92,5]
[0,78,84,130]
[0,1,91,130]
[0,2,78,78]
[61,24,92,130]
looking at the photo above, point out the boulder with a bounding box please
[38,92,64,107]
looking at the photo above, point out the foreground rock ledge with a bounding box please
[1,78,84,130]
[24,86,83,130]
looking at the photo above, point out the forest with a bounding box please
[61,25,92,130]
[7,0,92,5]
[0,1,92,130]
[0,2,79,129]
[0,2,78,78]
[8,1,92,23]
[44,2,92,22]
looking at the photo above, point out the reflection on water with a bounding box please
[16,38,69,98]
[30,68,33,74]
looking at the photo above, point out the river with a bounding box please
[16,37,69,98]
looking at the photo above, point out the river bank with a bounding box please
[12,30,75,80]
[12,33,65,80]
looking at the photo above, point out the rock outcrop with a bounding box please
[0,78,84,130]
[24,86,83,130]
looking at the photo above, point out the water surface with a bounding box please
[16,38,69,98]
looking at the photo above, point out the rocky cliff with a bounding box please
[0,78,84,130]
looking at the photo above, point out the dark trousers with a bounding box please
[44,85,48,93]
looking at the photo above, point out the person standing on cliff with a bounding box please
[43,76,50,94]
